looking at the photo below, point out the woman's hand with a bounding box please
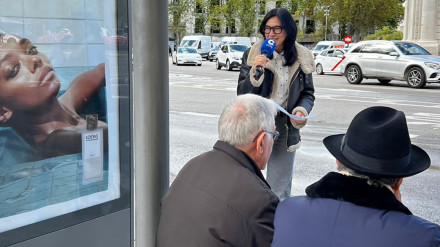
[253,55,270,71]
[290,111,306,125]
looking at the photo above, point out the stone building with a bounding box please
[403,0,440,55]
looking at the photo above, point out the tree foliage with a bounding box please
[169,0,193,45]
[222,0,241,35]
[322,0,404,40]
[237,0,257,36]
[364,26,403,40]
[285,0,403,42]
[168,0,404,43]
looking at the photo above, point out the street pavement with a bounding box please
[169,57,440,224]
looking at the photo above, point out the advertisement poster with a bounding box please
[0,0,123,233]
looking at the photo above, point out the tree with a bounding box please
[237,0,257,36]
[329,0,404,41]
[364,27,403,40]
[194,0,210,34]
[283,0,403,42]
[169,0,193,46]
[221,0,242,35]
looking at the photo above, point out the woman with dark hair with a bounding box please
[238,8,315,201]
[0,34,107,159]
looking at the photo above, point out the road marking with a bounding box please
[171,111,219,118]
[320,88,370,93]
[170,74,440,109]
[315,93,440,109]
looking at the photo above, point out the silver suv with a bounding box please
[340,40,440,88]
[216,44,248,71]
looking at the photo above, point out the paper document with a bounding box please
[273,102,320,120]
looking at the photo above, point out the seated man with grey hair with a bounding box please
[156,94,280,247]
[271,106,440,247]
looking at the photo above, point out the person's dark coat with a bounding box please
[156,141,279,247]
[237,40,315,150]
[271,172,440,247]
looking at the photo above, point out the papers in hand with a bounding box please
[273,101,319,120]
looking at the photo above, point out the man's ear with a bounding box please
[392,178,403,191]
[255,132,266,154]
[392,178,403,202]
[0,106,13,124]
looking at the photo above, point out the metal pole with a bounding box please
[131,0,169,246]
[324,6,329,41]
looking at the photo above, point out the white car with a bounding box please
[216,44,248,71]
[312,40,346,57]
[340,40,440,88]
[314,48,348,75]
[172,47,202,66]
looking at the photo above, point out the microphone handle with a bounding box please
[252,52,269,80]
[253,66,264,80]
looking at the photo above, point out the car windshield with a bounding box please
[394,42,431,55]
[180,40,198,47]
[230,45,248,52]
[178,48,197,54]
[314,45,330,51]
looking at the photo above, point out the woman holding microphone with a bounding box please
[238,8,315,200]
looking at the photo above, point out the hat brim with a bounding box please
[323,134,431,178]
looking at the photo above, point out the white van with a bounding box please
[180,35,212,59]
[220,37,251,47]
[312,41,345,57]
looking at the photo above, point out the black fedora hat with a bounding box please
[323,106,430,178]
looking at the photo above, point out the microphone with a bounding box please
[253,39,276,80]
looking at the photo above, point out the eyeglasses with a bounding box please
[263,26,283,34]
[253,130,280,142]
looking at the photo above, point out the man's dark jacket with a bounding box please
[156,141,279,247]
[271,172,440,247]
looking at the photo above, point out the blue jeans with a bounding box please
[266,117,296,201]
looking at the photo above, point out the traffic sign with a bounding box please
[344,35,352,44]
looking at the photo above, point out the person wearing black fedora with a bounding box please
[271,106,440,247]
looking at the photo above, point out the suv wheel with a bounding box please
[406,67,426,88]
[216,60,222,70]
[316,64,324,75]
[226,60,232,71]
[378,79,391,85]
[346,65,363,84]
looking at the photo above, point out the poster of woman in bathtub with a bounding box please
[0,0,123,233]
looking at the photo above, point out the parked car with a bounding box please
[208,44,220,61]
[216,44,248,71]
[172,47,202,66]
[340,40,440,88]
[180,35,211,59]
[312,40,345,57]
[220,36,252,47]
[314,48,349,75]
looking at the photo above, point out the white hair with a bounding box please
[218,94,276,146]
[337,163,399,188]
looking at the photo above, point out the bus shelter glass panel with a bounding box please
[0,0,130,243]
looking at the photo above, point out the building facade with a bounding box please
[403,0,440,55]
